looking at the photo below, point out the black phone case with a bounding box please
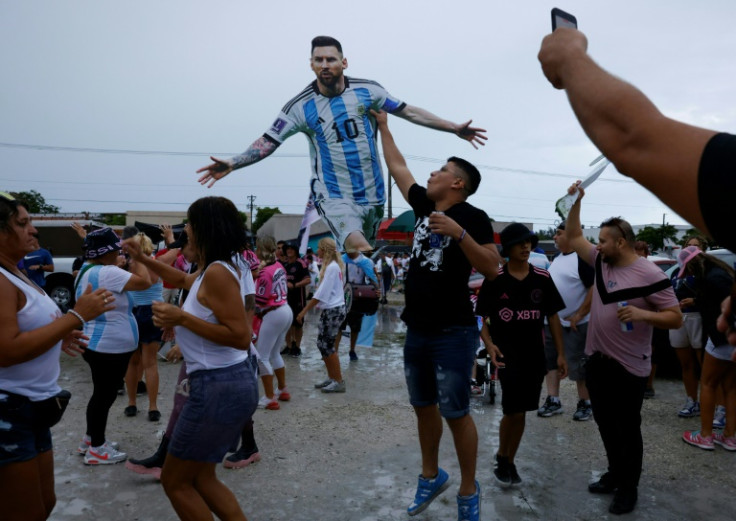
[551,8,577,30]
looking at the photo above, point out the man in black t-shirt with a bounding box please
[282,243,311,357]
[374,110,500,520]
[476,223,567,487]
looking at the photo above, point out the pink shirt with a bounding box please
[173,253,191,273]
[255,261,288,309]
[585,249,678,377]
[243,250,260,272]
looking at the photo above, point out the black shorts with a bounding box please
[133,305,163,344]
[287,299,305,328]
[340,310,363,334]
[498,361,545,415]
[698,133,736,252]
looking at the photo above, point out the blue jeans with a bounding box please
[404,326,477,419]
[168,360,258,463]
[0,391,52,466]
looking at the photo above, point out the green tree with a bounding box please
[252,207,282,234]
[10,190,59,214]
[636,224,678,251]
[101,214,126,226]
[537,226,557,240]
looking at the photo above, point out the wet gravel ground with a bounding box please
[49,297,735,520]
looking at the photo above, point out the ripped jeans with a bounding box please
[403,326,477,419]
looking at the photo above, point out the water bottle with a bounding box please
[618,301,633,332]
[429,211,444,248]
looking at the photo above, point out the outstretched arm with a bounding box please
[538,28,716,235]
[196,136,280,188]
[394,104,487,149]
[372,109,417,203]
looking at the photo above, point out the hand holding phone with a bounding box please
[551,7,577,30]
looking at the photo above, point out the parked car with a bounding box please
[45,256,78,312]
[709,248,736,270]
[647,255,677,272]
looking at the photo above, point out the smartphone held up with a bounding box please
[551,8,577,30]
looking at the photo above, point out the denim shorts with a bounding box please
[0,391,53,467]
[168,360,258,463]
[403,326,477,419]
[133,305,163,344]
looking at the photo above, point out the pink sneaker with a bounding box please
[683,430,714,450]
[713,432,736,452]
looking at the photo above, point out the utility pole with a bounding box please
[662,213,666,254]
[247,195,256,230]
[388,182,392,219]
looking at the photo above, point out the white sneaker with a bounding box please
[257,395,280,410]
[77,435,119,455]
[321,380,346,393]
[84,441,127,465]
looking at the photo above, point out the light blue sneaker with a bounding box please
[457,480,481,521]
[713,405,726,429]
[407,468,450,516]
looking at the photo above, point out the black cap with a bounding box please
[500,223,538,256]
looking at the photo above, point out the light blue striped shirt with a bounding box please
[264,77,405,206]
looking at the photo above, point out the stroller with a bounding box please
[474,347,498,405]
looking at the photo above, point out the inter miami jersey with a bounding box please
[476,264,565,363]
[263,77,405,206]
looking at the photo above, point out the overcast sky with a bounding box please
[2,1,735,231]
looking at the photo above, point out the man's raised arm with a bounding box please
[564,183,596,265]
[372,110,417,203]
[196,136,280,188]
[538,28,716,235]
[394,104,487,149]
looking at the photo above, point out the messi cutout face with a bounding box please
[311,46,347,90]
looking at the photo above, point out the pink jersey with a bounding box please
[243,250,261,272]
[255,261,288,309]
[173,253,190,273]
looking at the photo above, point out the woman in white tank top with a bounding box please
[124,196,257,520]
[0,194,113,520]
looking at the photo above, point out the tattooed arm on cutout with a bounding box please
[196,136,279,188]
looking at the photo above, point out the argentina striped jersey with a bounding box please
[263,77,406,206]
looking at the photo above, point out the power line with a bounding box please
[0,141,633,184]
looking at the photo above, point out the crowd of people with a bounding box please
[4,23,736,521]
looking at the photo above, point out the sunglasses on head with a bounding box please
[0,191,17,202]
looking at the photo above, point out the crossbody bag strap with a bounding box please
[74,263,99,294]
